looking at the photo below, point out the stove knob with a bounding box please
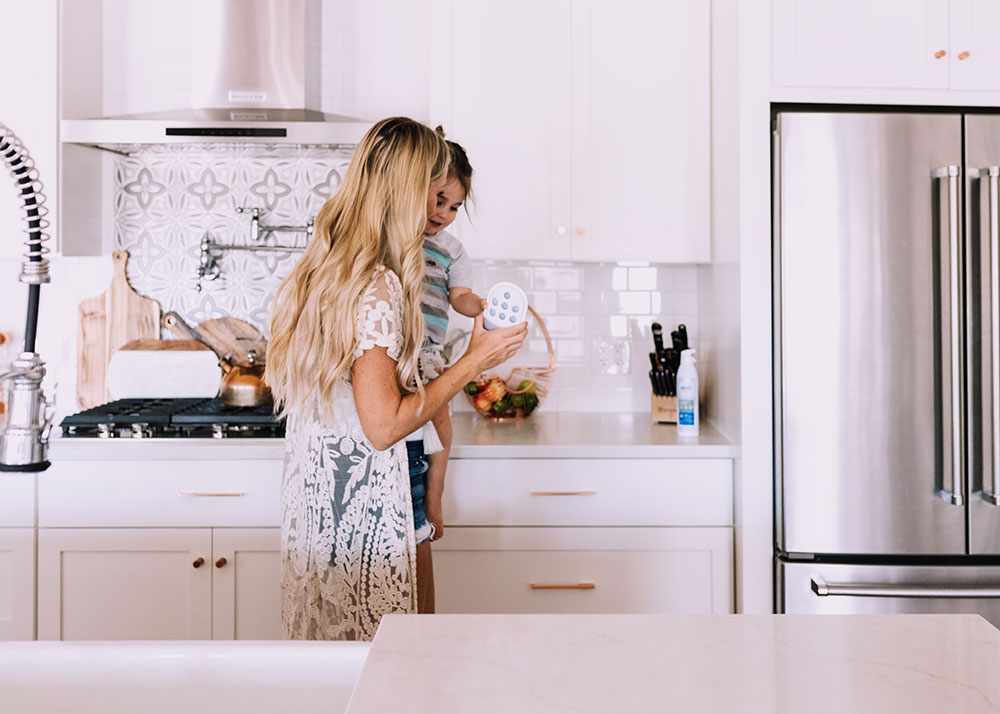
[97,423,114,439]
[211,423,227,439]
[131,422,150,439]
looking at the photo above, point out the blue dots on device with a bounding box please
[483,281,528,331]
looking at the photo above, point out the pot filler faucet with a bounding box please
[0,122,54,472]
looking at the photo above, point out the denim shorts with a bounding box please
[406,440,435,545]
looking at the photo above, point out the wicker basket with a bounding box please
[463,306,555,420]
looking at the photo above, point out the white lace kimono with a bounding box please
[280,267,417,641]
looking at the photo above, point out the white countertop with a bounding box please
[346,613,1000,714]
[47,411,736,460]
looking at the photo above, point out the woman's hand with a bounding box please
[463,300,528,373]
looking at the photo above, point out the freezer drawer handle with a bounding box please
[811,576,1000,599]
[933,164,965,507]
[979,165,1000,508]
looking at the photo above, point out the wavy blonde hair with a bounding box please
[266,117,450,420]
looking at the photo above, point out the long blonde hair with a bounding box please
[266,117,450,420]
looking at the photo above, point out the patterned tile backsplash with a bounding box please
[111,145,699,413]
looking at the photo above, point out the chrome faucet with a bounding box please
[0,122,53,472]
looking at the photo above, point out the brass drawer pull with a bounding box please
[529,490,597,497]
[530,582,596,590]
[178,492,246,497]
[215,557,227,568]
[192,557,205,568]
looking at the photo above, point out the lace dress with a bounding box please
[280,267,417,640]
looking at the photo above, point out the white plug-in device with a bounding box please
[483,281,528,330]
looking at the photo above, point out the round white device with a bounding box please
[483,281,528,330]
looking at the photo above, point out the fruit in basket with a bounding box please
[480,377,507,403]
[466,374,543,419]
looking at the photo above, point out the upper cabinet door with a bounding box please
[432,0,573,261]
[571,0,710,263]
[949,0,1000,91]
[772,0,950,89]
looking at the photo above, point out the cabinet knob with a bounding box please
[215,557,228,568]
[934,50,946,59]
[556,226,567,236]
[959,51,971,60]
[192,557,205,568]
[576,227,585,236]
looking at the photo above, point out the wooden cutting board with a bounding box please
[163,312,266,364]
[76,251,162,409]
[195,317,267,364]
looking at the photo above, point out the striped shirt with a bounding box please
[421,229,472,349]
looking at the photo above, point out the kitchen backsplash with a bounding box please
[0,147,698,416]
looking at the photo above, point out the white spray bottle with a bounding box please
[676,349,699,437]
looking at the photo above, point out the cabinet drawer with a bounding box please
[443,459,732,526]
[0,473,35,527]
[39,460,281,527]
[435,527,733,614]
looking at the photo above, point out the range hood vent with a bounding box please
[61,0,370,151]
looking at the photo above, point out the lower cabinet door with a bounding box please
[0,528,34,640]
[434,527,733,615]
[37,528,213,640]
[212,528,282,640]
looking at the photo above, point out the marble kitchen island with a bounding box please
[345,613,1000,714]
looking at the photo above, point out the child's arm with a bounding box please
[450,287,484,318]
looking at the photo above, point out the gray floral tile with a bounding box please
[113,144,355,332]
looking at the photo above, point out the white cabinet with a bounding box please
[432,0,710,263]
[212,528,282,640]
[37,528,213,640]
[37,527,282,641]
[949,0,1000,91]
[772,0,1000,92]
[435,528,733,614]
[0,529,34,640]
[0,474,36,640]
[438,457,734,614]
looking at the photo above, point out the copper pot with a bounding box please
[218,349,271,407]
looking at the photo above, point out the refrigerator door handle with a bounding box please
[811,575,1000,599]
[979,166,1000,507]
[934,165,965,506]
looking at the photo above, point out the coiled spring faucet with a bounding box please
[0,122,54,472]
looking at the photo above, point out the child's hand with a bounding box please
[425,498,444,541]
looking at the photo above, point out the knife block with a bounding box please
[651,394,678,424]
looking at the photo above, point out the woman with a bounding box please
[266,117,527,640]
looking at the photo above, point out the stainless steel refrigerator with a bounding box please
[774,109,1000,627]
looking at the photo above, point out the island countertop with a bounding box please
[346,613,1000,714]
[47,411,736,460]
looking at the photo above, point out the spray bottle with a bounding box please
[676,349,699,437]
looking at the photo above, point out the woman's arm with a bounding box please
[352,308,525,451]
[449,287,483,318]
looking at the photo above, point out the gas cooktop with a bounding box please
[59,397,284,439]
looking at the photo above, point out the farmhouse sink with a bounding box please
[0,640,371,714]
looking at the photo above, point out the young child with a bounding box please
[410,131,482,613]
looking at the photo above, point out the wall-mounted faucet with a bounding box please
[236,206,313,243]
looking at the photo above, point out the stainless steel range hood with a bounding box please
[61,0,370,149]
